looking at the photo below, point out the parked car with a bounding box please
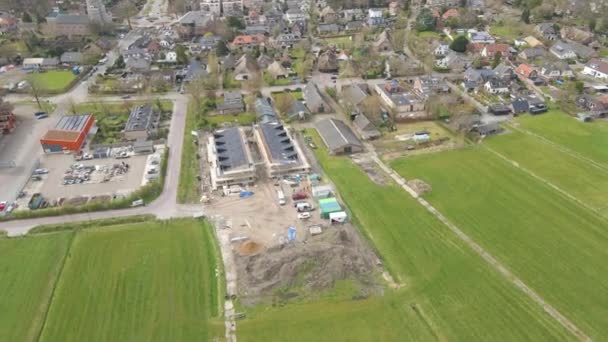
[121,95,131,99]
[33,168,49,175]
[297,212,311,220]
[116,152,130,159]
[0,201,6,211]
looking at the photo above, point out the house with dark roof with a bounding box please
[375,81,426,119]
[123,104,160,140]
[540,62,573,79]
[285,101,311,121]
[550,41,577,60]
[60,52,84,65]
[255,98,278,123]
[208,127,255,189]
[535,23,558,40]
[518,47,546,60]
[413,75,450,97]
[304,82,330,113]
[353,113,381,140]
[217,91,245,115]
[316,118,363,154]
[373,30,393,52]
[484,78,510,94]
[46,13,90,37]
[255,122,310,177]
[317,23,341,35]
[340,83,369,110]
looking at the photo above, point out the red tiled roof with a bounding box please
[516,64,536,78]
[232,34,265,45]
[441,8,460,20]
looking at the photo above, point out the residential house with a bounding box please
[519,47,546,60]
[341,8,365,21]
[123,105,160,141]
[60,52,83,65]
[468,31,496,44]
[46,13,90,37]
[374,81,426,118]
[217,91,245,114]
[340,83,369,110]
[434,42,450,57]
[244,24,270,35]
[576,94,608,111]
[515,63,539,80]
[303,82,330,113]
[540,62,573,79]
[285,8,306,24]
[435,52,470,71]
[367,8,385,27]
[463,68,497,91]
[480,43,511,58]
[550,41,577,60]
[373,30,393,52]
[222,0,244,16]
[195,35,222,52]
[231,34,265,51]
[22,57,59,70]
[353,112,381,140]
[266,61,289,79]
[234,54,258,80]
[535,23,558,40]
[257,54,273,69]
[413,75,450,98]
[441,8,459,21]
[582,58,608,79]
[285,100,311,121]
[320,6,338,23]
[493,63,515,80]
[427,0,459,7]
[271,33,301,49]
[255,97,278,123]
[316,118,363,154]
[164,51,178,62]
[568,41,598,60]
[524,36,543,48]
[317,23,340,35]
[176,59,207,83]
[176,11,212,38]
[344,20,365,32]
[125,56,151,72]
[199,0,221,14]
[317,50,339,73]
[0,12,18,34]
[514,38,527,47]
[484,78,510,94]
[560,26,594,45]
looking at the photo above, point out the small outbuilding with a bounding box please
[40,114,94,152]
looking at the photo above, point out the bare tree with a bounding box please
[28,78,43,109]
[274,93,294,117]
[116,0,137,29]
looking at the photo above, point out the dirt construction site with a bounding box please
[207,181,385,306]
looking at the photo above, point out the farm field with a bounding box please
[237,130,573,341]
[28,71,77,93]
[514,111,608,167]
[0,233,71,342]
[393,147,608,339]
[485,131,608,215]
[38,220,224,342]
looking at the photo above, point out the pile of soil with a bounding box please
[235,228,382,306]
[407,179,432,195]
[351,154,387,185]
[237,241,264,256]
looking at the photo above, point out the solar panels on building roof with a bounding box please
[259,122,300,164]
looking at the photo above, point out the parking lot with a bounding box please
[0,102,57,204]
[17,153,147,206]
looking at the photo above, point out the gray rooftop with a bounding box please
[255,98,278,123]
[54,14,89,25]
[316,118,363,151]
[124,105,158,132]
[217,91,244,111]
[259,122,300,164]
[60,52,83,63]
[213,127,250,171]
[55,114,92,131]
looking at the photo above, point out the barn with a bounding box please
[316,118,363,154]
[40,114,94,152]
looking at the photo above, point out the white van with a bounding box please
[277,189,286,205]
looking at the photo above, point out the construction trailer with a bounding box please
[312,184,333,199]
[319,197,342,219]
[329,211,348,224]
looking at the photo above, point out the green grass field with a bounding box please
[485,131,608,215]
[0,233,72,342]
[28,71,77,93]
[39,220,223,341]
[514,111,608,167]
[393,147,608,339]
[237,130,573,341]
[0,219,223,341]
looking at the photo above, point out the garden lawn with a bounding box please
[39,220,224,342]
[205,112,256,126]
[237,130,574,341]
[514,110,608,167]
[393,147,608,339]
[28,71,76,93]
[0,233,71,342]
[485,131,608,215]
[177,102,200,203]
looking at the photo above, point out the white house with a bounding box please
[484,78,510,94]
[285,8,305,24]
[368,8,383,18]
[582,59,608,79]
[165,51,177,63]
[434,42,449,56]
[468,30,495,44]
[550,41,577,60]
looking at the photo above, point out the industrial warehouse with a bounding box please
[40,114,95,152]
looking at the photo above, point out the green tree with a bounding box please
[114,55,126,69]
[575,81,584,94]
[215,40,230,56]
[416,8,437,32]
[227,16,244,30]
[588,17,597,32]
[22,12,32,23]
[491,52,502,68]
[175,45,189,65]
[449,35,469,53]
[521,8,530,24]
